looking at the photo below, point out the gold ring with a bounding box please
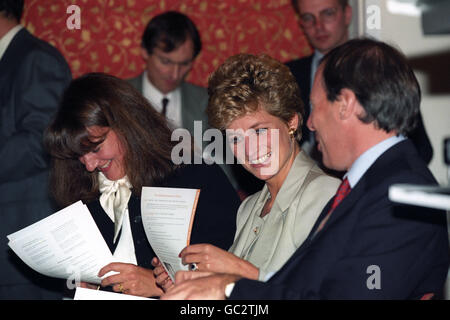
[118,283,124,292]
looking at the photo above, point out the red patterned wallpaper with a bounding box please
[22,0,311,87]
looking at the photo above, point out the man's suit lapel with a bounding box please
[0,29,27,91]
[308,140,415,241]
[302,55,313,106]
[310,179,365,242]
[180,84,190,131]
[128,73,144,93]
[0,28,25,68]
[288,55,313,144]
[180,83,209,153]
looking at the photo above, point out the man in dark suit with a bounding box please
[0,0,72,299]
[286,0,433,164]
[161,39,449,300]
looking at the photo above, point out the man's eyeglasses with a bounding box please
[299,7,339,28]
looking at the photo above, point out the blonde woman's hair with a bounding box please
[207,53,304,141]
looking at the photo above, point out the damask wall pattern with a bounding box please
[22,0,311,87]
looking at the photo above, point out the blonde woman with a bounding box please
[154,54,340,289]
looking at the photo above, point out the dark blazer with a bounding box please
[230,140,449,299]
[286,55,434,164]
[87,163,240,269]
[0,28,72,299]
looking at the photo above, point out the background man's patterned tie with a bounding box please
[161,97,169,117]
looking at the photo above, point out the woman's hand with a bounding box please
[98,262,164,297]
[179,244,259,280]
[151,257,174,292]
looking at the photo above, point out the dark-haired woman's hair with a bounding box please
[44,72,179,206]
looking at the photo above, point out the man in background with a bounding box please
[128,11,205,136]
[287,0,433,164]
[0,0,72,299]
[129,11,258,195]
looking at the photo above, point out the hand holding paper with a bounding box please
[141,187,200,281]
[98,262,163,297]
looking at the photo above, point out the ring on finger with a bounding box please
[118,283,124,292]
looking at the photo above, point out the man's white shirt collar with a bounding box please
[346,135,406,188]
[141,71,181,128]
[310,50,324,87]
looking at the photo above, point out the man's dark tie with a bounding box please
[315,178,351,234]
[161,97,169,117]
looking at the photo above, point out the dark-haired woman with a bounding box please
[44,73,239,297]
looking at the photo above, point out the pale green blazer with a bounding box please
[229,150,341,281]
